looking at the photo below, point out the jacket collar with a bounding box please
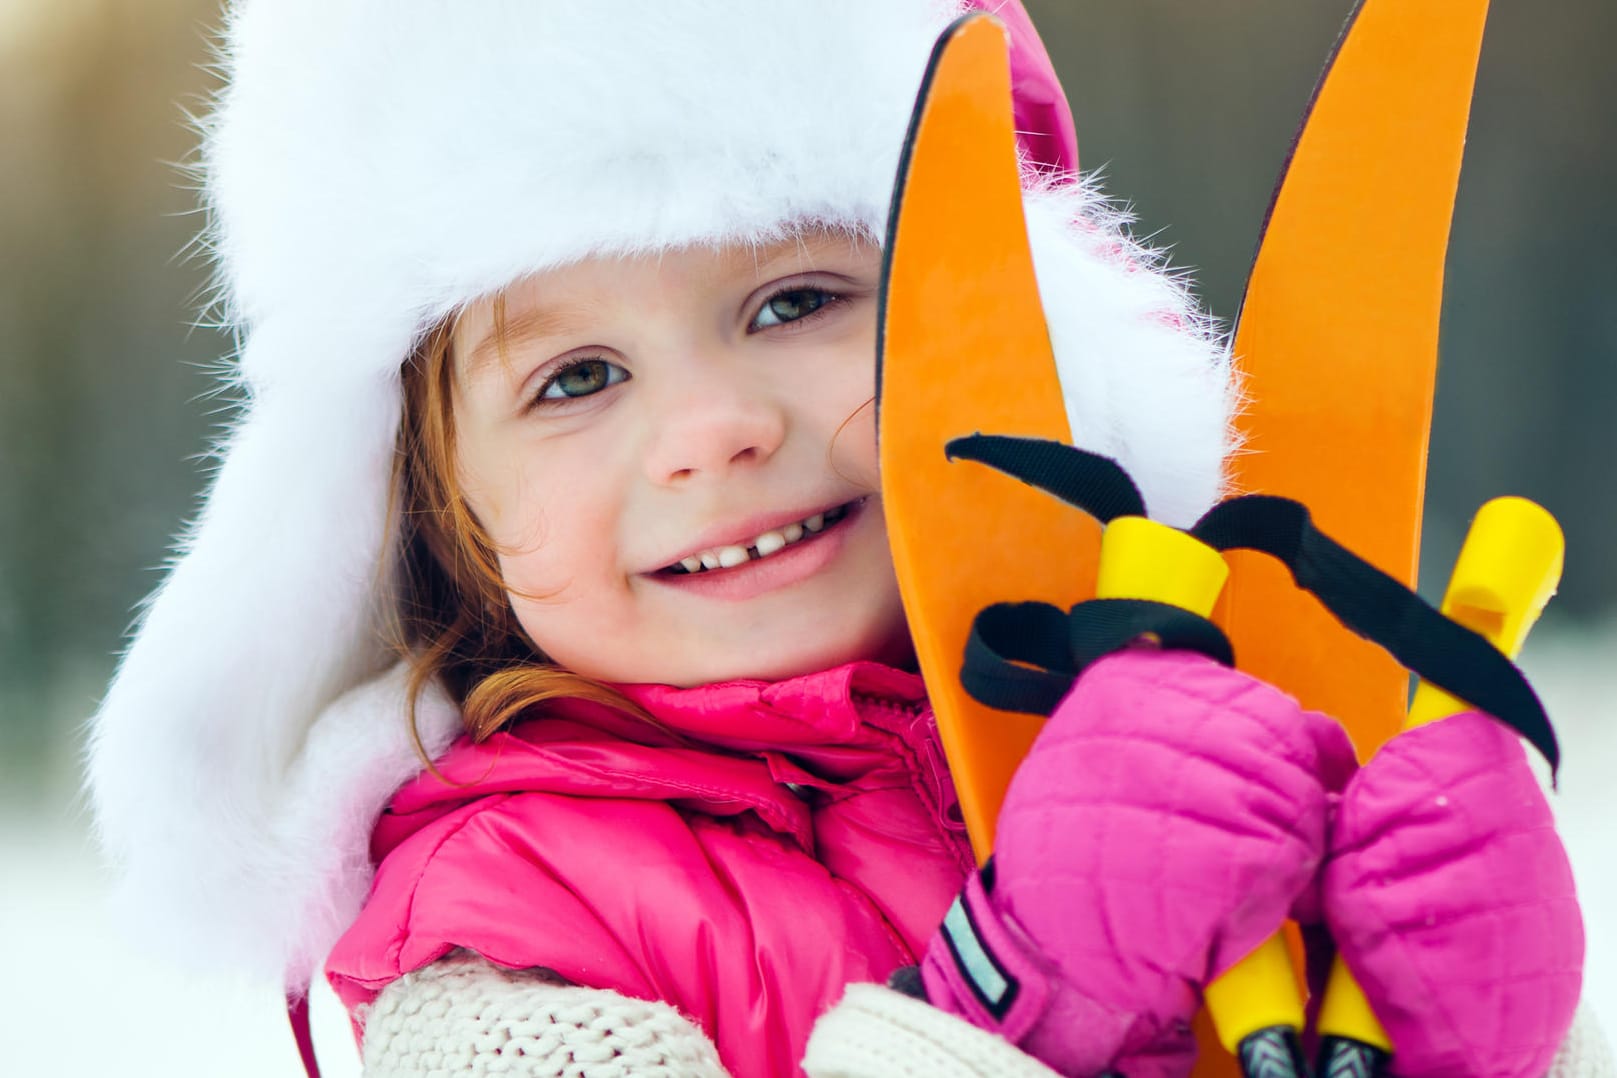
[613,660,929,751]
[371,661,937,865]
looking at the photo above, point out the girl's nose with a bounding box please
[641,370,788,486]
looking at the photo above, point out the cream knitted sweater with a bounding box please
[360,952,1614,1078]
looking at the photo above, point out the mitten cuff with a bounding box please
[919,866,1053,1045]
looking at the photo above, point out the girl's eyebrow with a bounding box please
[464,304,594,375]
[747,232,865,276]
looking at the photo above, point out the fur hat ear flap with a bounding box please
[87,358,407,975]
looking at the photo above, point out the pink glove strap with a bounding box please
[922,865,1052,1045]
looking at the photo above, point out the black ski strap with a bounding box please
[960,601,1076,715]
[962,598,1234,716]
[1192,494,1558,774]
[945,434,1558,775]
[946,433,1145,523]
[1068,599,1235,671]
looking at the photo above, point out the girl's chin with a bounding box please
[668,624,916,688]
[550,615,913,688]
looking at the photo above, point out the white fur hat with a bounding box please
[88,0,1234,988]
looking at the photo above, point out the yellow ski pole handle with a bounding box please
[1094,518,1311,1072]
[1405,497,1563,729]
[1314,496,1565,1063]
[1095,516,1230,617]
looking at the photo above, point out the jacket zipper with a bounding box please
[851,691,974,868]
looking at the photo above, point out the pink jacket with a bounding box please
[325,662,974,1077]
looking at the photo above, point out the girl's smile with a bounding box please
[449,230,915,687]
[645,495,870,601]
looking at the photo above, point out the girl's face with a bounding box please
[450,231,914,687]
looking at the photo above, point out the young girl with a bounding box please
[88,2,1600,1075]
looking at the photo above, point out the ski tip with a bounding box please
[877,9,1015,423]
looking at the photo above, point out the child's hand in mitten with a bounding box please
[1324,711,1583,1078]
[919,648,1358,1078]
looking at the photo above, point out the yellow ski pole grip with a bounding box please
[1094,518,1309,1065]
[1095,516,1229,616]
[1405,496,1564,729]
[1315,496,1565,1056]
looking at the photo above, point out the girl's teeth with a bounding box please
[672,502,856,573]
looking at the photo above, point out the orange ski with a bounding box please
[878,2,1490,1073]
[1202,3,1491,1072]
[1220,0,1490,762]
[877,13,1097,861]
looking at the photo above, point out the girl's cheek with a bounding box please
[829,406,879,489]
[471,437,575,546]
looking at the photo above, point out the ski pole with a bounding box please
[1091,514,1312,1078]
[1312,495,1565,1076]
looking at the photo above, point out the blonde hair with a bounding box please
[395,306,650,755]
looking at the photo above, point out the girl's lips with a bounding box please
[654,498,853,573]
[643,498,867,601]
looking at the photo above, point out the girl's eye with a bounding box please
[536,358,629,403]
[750,287,836,331]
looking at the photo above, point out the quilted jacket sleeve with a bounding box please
[327,787,920,1076]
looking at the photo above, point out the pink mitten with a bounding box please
[920,648,1358,1077]
[1324,711,1583,1077]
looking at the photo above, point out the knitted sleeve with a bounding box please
[1549,1004,1616,1078]
[360,952,732,1078]
[802,982,1060,1078]
[803,984,1616,1078]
